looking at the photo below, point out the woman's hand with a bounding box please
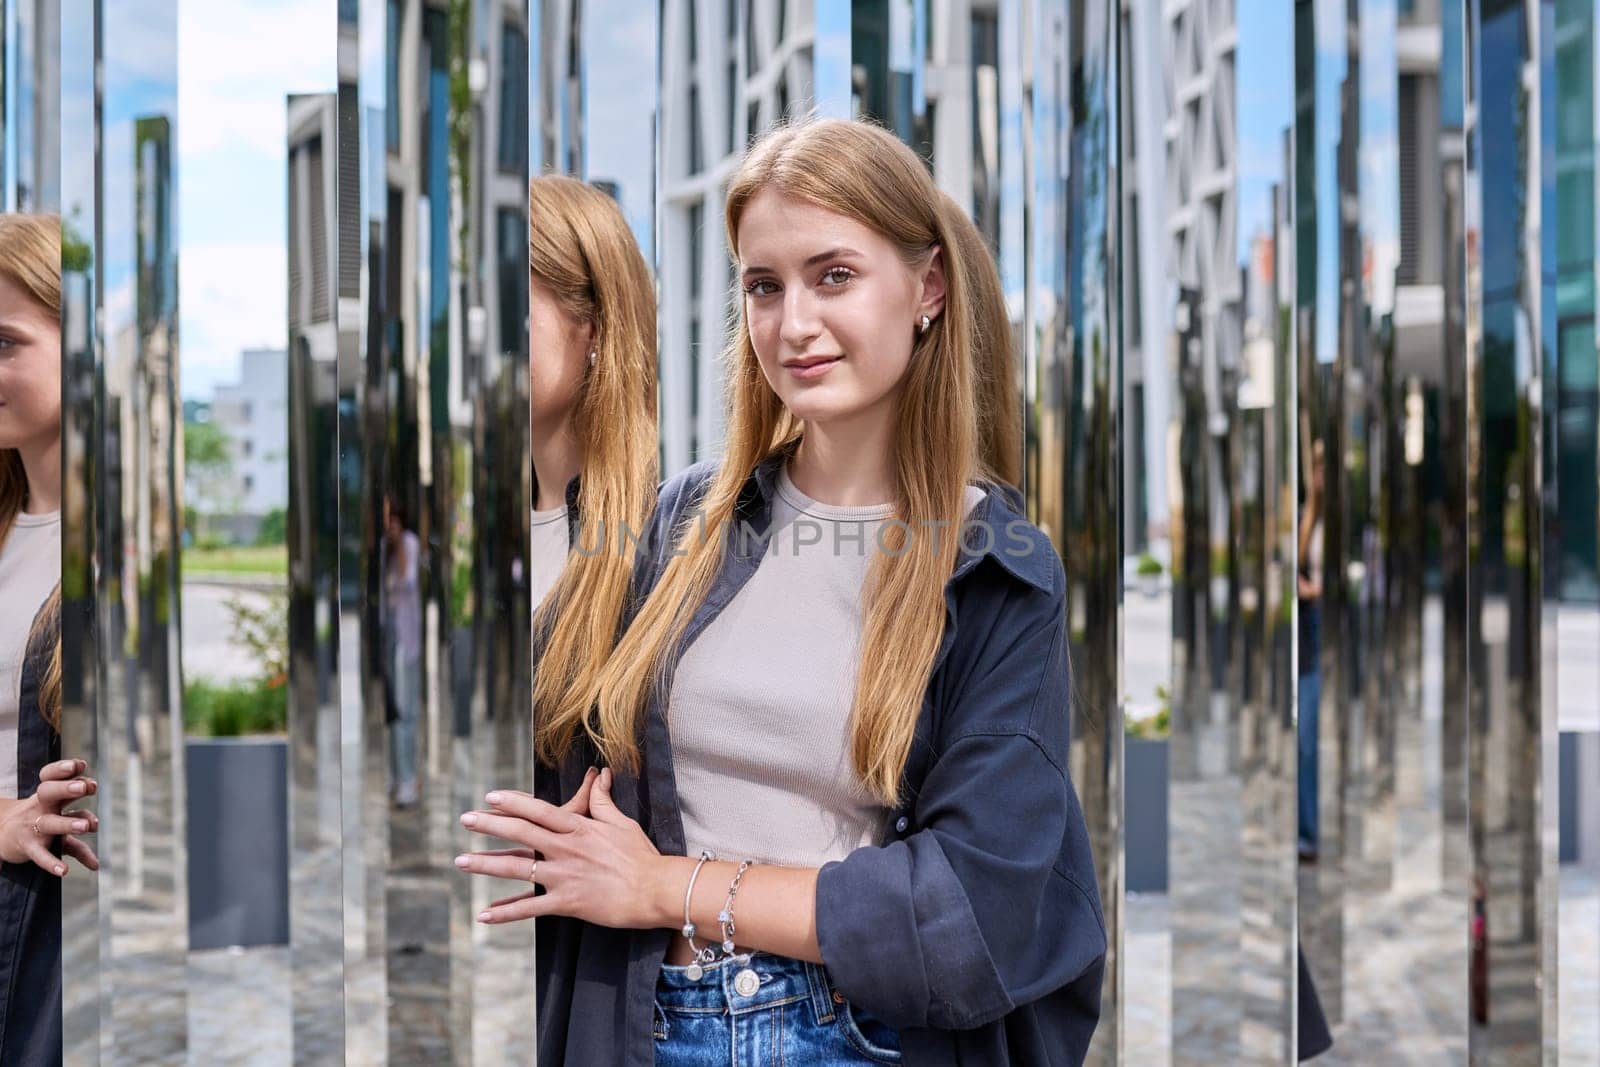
[455,767,664,929]
[448,766,597,907]
[0,758,101,876]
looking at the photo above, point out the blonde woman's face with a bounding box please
[529,276,594,429]
[0,273,60,451]
[737,189,943,430]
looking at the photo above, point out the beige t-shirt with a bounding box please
[1,509,61,800]
[666,463,985,868]
[531,502,569,614]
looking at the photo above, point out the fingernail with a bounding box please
[454,855,469,868]
[70,782,85,794]
[477,911,492,923]
[587,765,598,776]
[461,813,477,827]
[485,792,502,805]
[71,821,87,832]
[55,865,65,876]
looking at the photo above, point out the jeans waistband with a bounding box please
[656,951,841,1024]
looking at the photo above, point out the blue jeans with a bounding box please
[654,952,902,1066]
[1298,668,1321,852]
[388,644,420,792]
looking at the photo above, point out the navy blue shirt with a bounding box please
[535,447,1106,1065]
[0,603,62,1065]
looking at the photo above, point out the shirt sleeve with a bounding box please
[812,588,1106,1032]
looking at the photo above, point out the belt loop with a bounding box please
[804,961,836,1025]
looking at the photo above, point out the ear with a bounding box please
[575,318,596,360]
[918,244,947,323]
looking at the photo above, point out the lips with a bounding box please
[782,354,843,370]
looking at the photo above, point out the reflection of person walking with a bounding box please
[382,500,421,808]
[1298,442,1325,862]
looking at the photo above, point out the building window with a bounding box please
[497,207,527,355]
[386,0,401,151]
[499,22,529,173]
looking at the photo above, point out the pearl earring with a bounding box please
[587,351,596,368]
[918,314,931,335]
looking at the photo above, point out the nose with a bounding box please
[777,287,822,351]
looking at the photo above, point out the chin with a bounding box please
[778,393,856,424]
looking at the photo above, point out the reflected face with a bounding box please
[529,277,594,431]
[737,189,940,429]
[0,274,61,451]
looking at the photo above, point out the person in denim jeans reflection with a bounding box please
[459,120,1105,1066]
[380,497,421,808]
[1298,441,1325,862]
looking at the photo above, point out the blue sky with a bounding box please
[175,0,335,400]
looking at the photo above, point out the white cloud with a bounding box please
[179,242,288,400]
[178,0,335,158]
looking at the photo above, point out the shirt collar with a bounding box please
[732,445,1055,595]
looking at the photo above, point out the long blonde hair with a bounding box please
[530,176,660,767]
[592,119,1005,806]
[0,213,63,729]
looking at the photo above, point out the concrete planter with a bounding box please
[1126,737,1170,892]
[186,736,289,949]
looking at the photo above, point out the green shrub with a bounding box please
[1126,705,1171,740]
[1136,553,1163,578]
[183,677,287,737]
[255,507,287,546]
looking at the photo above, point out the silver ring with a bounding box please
[31,817,44,837]
[527,859,539,884]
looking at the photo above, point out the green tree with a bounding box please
[185,419,237,542]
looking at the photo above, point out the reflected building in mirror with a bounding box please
[0,0,58,211]
[659,0,837,471]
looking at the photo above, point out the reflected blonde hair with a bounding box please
[0,213,63,729]
[593,119,1006,806]
[530,176,660,767]
[938,190,1021,489]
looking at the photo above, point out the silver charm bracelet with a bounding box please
[681,850,718,980]
[717,859,755,958]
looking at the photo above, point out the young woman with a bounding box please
[0,212,100,1063]
[460,121,1105,1065]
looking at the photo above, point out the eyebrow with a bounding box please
[740,247,864,281]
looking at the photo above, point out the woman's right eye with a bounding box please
[743,280,778,297]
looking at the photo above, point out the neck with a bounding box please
[532,415,583,512]
[788,407,898,507]
[18,437,61,515]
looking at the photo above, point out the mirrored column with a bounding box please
[287,89,347,1063]
[67,1,189,1057]
[342,1,532,1060]
[1122,0,1298,1059]
[1464,0,1561,1060]
[58,2,107,1061]
[2,0,59,212]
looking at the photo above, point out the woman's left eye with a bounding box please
[820,267,854,287]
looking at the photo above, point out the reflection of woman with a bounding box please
[1298,441,1325,861]
[461,120,1104,1065]
[525,174,659,740]
[381,498,421,808]
[0,213,101,1063]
